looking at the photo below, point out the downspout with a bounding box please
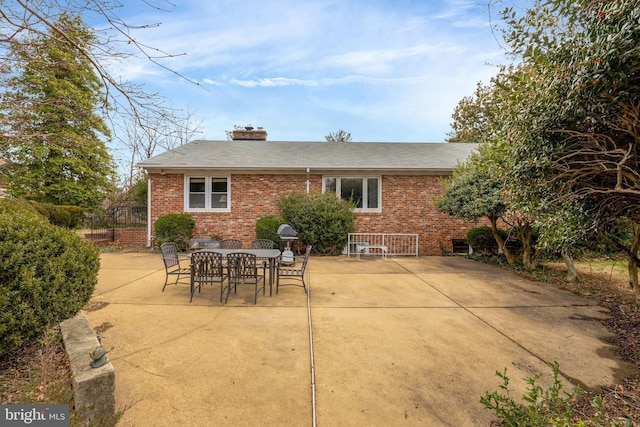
[147,176,152,248]
[306,168,310,193]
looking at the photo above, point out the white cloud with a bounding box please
[106,0,507,143]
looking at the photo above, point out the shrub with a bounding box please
[41,203,72,228]
[467,226,506,253]
[480,361,629,426]
[277,191,355,255]
[0,198,100,355]
[154,213,195,251]
[255,215,283,248]
[0,197,43,218]
[58,205,84,229]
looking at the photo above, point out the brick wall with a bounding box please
[149,172,481,255]
[114,227,147,247]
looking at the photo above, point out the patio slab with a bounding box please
[85,252,636,426]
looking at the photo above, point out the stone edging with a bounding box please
[60,312,115,424]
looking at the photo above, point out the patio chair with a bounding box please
[251,239,274,249]
[220,239,243,249]
[276,245,312,294]
[226,252,266,304]
[161,242,191,291]
[190,251,229,303]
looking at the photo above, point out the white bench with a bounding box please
[355,243,388,260]
[347,233,418,258]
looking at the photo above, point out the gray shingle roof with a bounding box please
[137,140,477,173]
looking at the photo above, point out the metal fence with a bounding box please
[347,233,419,258]
[87,206,147,242]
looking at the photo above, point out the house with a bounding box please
[137,129,479,255]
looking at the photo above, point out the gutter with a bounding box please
[147,177,152,248]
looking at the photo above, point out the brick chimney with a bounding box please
[232,127,267,141]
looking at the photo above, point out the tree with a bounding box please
[0,14,115,208]
[447,82,496,143]
[436,148,525,266]
[325,129,352,143]
[494,0,640,297]
[1,1,202,175]
[117,111,203,189]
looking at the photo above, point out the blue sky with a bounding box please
[110,0,511,143]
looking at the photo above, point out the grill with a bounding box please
[277,224,297,265]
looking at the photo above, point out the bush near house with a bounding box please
[255,215,283,248]
[0,198,99,355]
[154,213,195,251]
[277,191,355,255]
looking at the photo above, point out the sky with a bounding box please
[109,0,512,143]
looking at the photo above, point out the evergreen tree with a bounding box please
[0,14,115,208]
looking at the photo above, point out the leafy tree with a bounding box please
[436,148,523,266]
[493,0,640,296]
[1,1,204,188]
[0,14,115,208]
[447,82,496,143]
[129,174,148,206]
[325,129,352,143]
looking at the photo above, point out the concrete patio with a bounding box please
[86,252,635,426]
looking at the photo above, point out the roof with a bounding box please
[137,140,478,174]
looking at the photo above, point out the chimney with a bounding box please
[232,126,267,141]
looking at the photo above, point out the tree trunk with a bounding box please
[489,217,518,265]
[518,221,537,271]
[629,224,640,301]
[561,249,579,282]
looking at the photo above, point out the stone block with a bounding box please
[60,312,115,425]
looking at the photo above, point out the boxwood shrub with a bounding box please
[154,213,195,251]
[277,191,355,255]
[0,198,100,355]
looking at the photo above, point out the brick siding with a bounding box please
[149,172,482,255]
[114,227,147,247]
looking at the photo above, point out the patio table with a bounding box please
[192,248,281,296]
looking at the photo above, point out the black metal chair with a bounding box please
[226,252,266,304]
[160,242,191,291]
[190,251,229,303]
[251,239,274,249]
[276,245,312,294]
[220,239,243,249]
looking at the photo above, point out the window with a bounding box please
[185,176,230,211]
[323,176,381,211]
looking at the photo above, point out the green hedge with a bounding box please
[154,213,195,251]
[0,198,99,355]
[255,215,283,248]
[277,191,355,255]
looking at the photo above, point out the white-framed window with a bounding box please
[323,176,381,212]
[184,176,230,212]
